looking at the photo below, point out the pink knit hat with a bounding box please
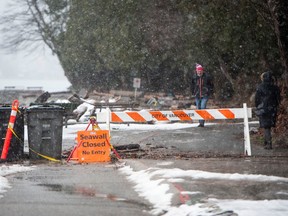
[196,64,203,71]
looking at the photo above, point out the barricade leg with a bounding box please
[243,103,251,156]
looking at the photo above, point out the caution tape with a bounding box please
[16,107,21,114]
[9,126,61,162]
[29,148,61,162]
[8,122,60,162]
[8,126,22,141]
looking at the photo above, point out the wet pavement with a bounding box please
[1,122,288,215]
[1,162,152,216]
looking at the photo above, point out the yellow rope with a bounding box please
[8,127,22,141]
[29,148,61,162]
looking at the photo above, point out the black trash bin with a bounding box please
[0,105,25,161]
[26,105,64,160]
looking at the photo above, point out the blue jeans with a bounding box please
[195,96,209,125]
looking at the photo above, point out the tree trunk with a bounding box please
[218,57,235,89]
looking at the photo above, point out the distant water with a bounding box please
[0,79,71,92]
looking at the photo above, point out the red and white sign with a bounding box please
[133,78,141,88]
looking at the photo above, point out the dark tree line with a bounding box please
[1,0,287,102]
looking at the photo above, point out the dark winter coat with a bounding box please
[255,72,281,128]
[192,72,213,98]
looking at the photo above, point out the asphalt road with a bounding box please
[109,121,288,158]
[1,122,288,216]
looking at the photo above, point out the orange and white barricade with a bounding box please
[96,103,252,156]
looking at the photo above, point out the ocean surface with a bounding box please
[0,79,71,92]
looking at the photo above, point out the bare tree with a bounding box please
[250,0,288,86]
[0,0,69,59]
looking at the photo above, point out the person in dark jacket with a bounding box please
[192,64,214,127]
[255,71,281,149]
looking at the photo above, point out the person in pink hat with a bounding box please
[192,63,214,127]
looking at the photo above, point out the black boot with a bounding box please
[264,141,272,150]
[264,128,272,149]
[264,141,267,149]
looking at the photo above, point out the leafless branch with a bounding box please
[0,0,70,56]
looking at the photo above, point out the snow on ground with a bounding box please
[0,165,34,198]
[120,165,288,216]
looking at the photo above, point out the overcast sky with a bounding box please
[0,0,71,92]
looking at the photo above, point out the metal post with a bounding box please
[106,107,111,136]
[134,88,137,101]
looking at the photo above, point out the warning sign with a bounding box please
[77,130,110,163]
[133,78,141,88]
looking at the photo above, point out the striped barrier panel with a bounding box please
[96,103,252,156]
[96,107,252,123]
